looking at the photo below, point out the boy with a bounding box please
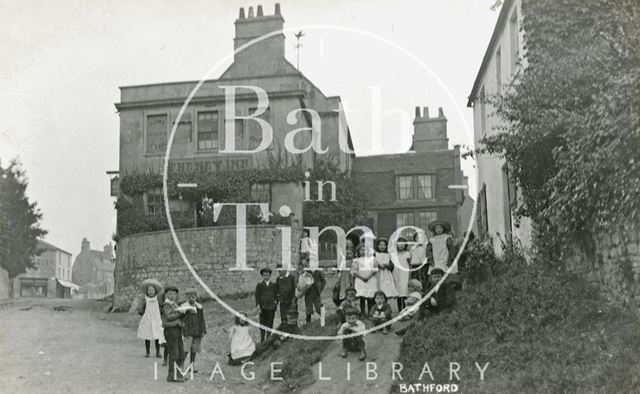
[337,307,367,361]
[419,267,456,319]
[252,309,300,359]
[180,288,206,373]
[369,291,393,334]
[301,255,326,324]
[336,287,360,324]
[255,267,278,342]
[162,285,186,383]
[276,264,297,324]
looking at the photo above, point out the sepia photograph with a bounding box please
[1,0,639,393]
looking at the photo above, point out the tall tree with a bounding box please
[0,159,47,277]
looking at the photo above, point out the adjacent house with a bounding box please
[72,238,115,299]
[467,0,532,253]
[13,240,78,298]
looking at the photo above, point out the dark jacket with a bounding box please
[419,282,456,319]
[276,273,297,302]
[161,300,184,328]
[369,303,392,321]
[181,302,206,337]
[255,281,278,311]
[304,270,326,300]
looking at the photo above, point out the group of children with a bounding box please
[136,282,207,383]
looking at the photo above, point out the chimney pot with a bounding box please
[248,6,254,18]
[257,5,264,17]
[275,3,281,15]
[239,7,245,19]
[415,106,421,118]
[438,107,444,117]
[423,107,429,118]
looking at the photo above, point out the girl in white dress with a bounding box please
[352,242,377,317]
[228,312,256,365]
[136,284,166,358]
[391,237,411,311]
[374,238,398,301]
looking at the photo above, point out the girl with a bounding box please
[374,238,397,301]
[136,280,165,358]
[410,231,429,285]
[351,242,377,317]
[391,237,411,311]
[369,291,393,334]
[427,220,455,274]
[336,246,355,303]
[228,312,256,366]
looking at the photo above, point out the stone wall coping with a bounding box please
[120,224,291,242]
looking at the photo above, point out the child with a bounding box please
[301,255,326,324]
[228,312,256,366]
[391,237,411,311]
[136,280,165,358]
[427,220,455,275]
[352,243,377,317]
[255,268,278,342]
[337,307,367,361]
[180,288,206,373]
[300,229,312,261]
[252,309,300,359]
[399,279,423,321]
[276,264,297,324]
[336,287,361,324]
[369,291,393,334]
[374,237,398,300]
[419,267,456,319]
[162,285,186,383]
[410,231,429,284]
[336,246,355,303]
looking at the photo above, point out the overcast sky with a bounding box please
[0,0,499,258]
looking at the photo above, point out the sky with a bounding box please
[0,0,500,258]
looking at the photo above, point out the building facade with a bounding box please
[72,238,115,299]
[467,0,532,253]
[114,3,353,226]
[13,240,77,298]
[353,107,472,240]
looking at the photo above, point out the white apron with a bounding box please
[352,256,377,298]
[230,325,255,360]
[137,296,166,343]
[391,250,411,297]
[430,234,455,273]
[375,252,398,297]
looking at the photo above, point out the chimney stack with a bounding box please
[81,238,90,252]
[257,5,264,17]
[239,7,245,19]
[248,6,254,18]
[275,3,281,15]
[411,105,449,152]
[103,244,113,260]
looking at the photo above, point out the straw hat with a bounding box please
[140,278,163,295]
[428,220,452,233]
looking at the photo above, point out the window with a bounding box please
[247,107,270,150]
[197,111,219,150]
[250,183,270,202]
[495,47,502,94]
[417,175,434,199]
[396,212,414,228]
[480,86,486,136]
[175,112,192,143]
[397,175,435,200]
[168,199,190,214]
[418,211,438,234]
[509,10,519,73]
[398,176,414,200]
[477,184,489,240]
[145,190,164,216]
[146,114,168,155]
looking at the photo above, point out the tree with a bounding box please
[0,159,47,277]
[478,0,640,257]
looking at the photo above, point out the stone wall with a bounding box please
[114,225,300,310]
[566,224,640,309]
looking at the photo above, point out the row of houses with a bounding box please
[0,238,115,300]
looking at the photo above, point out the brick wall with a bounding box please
[566,224,640,308]
[114,225,300,310]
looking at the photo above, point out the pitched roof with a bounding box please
[37,240,72,256]
[352,150,455,174]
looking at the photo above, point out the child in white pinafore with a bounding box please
[352,242,377,317]
[374,237,397,301]
[391,237,411,311]
[228,312,256,366]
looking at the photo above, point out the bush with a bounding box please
[393,244,640,393]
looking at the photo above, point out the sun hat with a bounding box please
[428,220,452,233]
[140,278,163,295]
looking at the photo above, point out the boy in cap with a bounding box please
[162,285,186,383]
[255,267,278,342]
[276,263,297,324]
[180,288,206,373]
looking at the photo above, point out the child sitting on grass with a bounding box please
[337,287,360,324]
[252,309,300,359]
[369,291,393,334]
[419,267,456,319]
[337,307,367,361]
[228,312,256,366]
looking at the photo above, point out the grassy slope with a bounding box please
[393,260,640,393]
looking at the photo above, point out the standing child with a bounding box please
[374,238,398,301]
[252,309,300,359]
[136,280,165,358]
[300,229,312,261]
[180,288,206,373]
[427,220,457,287]
[391,237,411,311]
[255,268,278,342]
[352,243,377,317]
[336,246,355,303]
[369,291,393,334]
[410,231,429,285]
[228,312,256,366]
[162,285,186,383]
[337,307,367,361]
[276,265,297,324]
[301,255,326,324]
